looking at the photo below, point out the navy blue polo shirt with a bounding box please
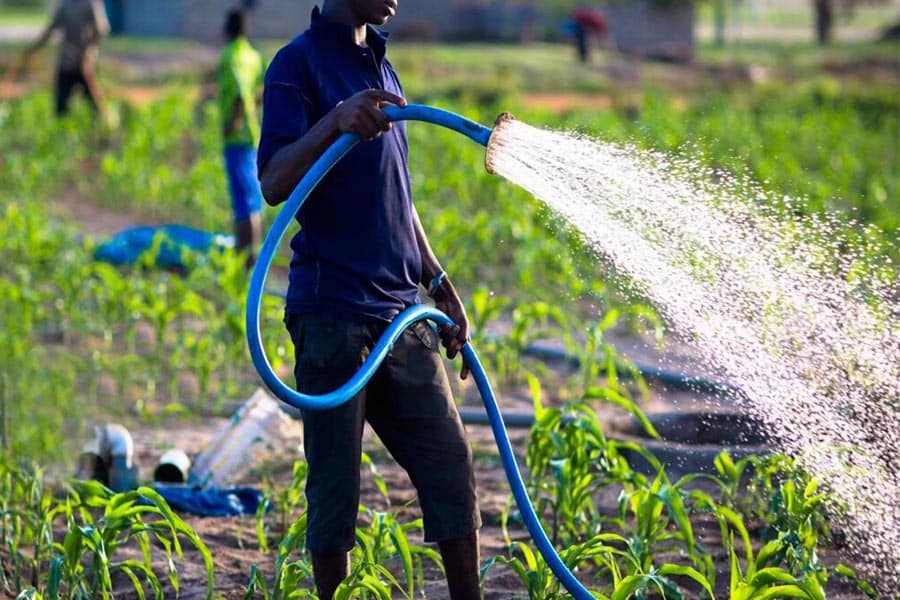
[258,7,420,322]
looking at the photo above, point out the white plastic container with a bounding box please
[189,388,300,488]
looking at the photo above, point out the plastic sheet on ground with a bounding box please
[93,224,234,270]
[153,484,267,517]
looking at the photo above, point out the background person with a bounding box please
[256,1,482,598]
[570,4,610,63]
[16,0,109,117]
[219,8,266,267]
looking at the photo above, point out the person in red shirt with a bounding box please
[571,5,609,63]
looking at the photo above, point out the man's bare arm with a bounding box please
[259,88,405,206]
[412,205,470,379]
[92,0,110,38]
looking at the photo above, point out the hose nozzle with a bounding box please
[485,112,516,175]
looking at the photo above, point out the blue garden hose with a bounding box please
[246,104,595,599]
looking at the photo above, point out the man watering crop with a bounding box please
[256,1,482,599]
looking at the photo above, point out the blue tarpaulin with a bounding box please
[153,484,267,517]
[94,225,234,270]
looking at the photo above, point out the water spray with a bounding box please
[485,116,900,590]
[246,104,595,598]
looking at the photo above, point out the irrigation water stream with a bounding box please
[249,105,898,594]
[486,116,900,591]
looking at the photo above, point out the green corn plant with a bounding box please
[483,538,608,600]
[486,533,714,599]
[712,450,755,512]
[86,262,134,351]
[525,379,607,546]
[614,471,717,587]
[261,460,309,549]
[610,563,714,600]
[831,564,878,599]
[467,286,510,343]
[706,455,878,597]
[344,507,442,600]
[733,453,836,581]
[0,461,59,594]
[333,576,392,600]
[178,330,228,403]
[268,514,316,599]
[763,477,829,582]
[463,286,510,387]
[244,563,273,600]
[44,482,215,600]
[490,301,571,385]
[570,308,658,400]
[727,538,827,600]
[360,452,390,504]
[524,375,656,547]
[1,466,214,600]
[465,286,509,375]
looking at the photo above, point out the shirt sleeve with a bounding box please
[257,45,316,175]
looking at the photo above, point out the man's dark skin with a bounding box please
[258,1,481,598]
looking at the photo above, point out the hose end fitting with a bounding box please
[485,112,516,175]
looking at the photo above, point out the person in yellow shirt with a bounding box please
[219,9,266,268]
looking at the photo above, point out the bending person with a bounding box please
[18,0,109,117]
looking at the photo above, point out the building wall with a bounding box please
[118,0,695,60]
[122,0,539,43]
[601,0,695,60]
[389,1,537,41]
[185,0,316,43]
[120,0,187,37]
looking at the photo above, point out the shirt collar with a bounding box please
[310,6,389,60]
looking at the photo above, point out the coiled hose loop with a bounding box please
[246,104,595,599]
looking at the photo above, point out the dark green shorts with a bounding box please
[285,312,481,553]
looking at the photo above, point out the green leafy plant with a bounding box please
[342,507,442,599]
[0,458,213,600]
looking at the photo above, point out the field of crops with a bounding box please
[1,16,897,600]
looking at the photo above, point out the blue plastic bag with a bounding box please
[94,225,234,270]
[153,484,267,517]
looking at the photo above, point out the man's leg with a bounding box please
[234,211,261,268]
[55,70,78,116]
[368,322,483,599]
[286,314,372,600]
[80,67,105,116]
[575,26,588,63]
[224,145,263,269]
[310,551,350,600]
[439,531,483,600]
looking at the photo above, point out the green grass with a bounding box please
[695,1,900,29]
[103,35,215,56]
[0,5,45,27]
[697,37,900,66]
